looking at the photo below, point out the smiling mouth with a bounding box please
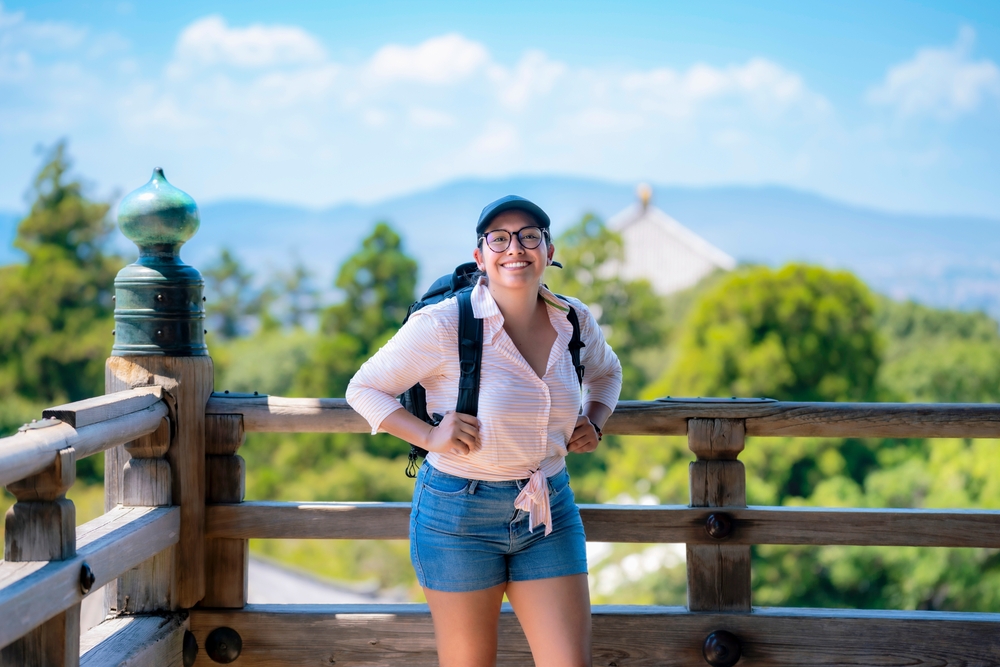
[501,261,531,269]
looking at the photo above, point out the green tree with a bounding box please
[544,214,667,400]
[204,248,273,340]
[876,297,1000,403]
[296,222,417,399]
[645,263,881,402]
[274,258,320,329]
[0,142,122,428]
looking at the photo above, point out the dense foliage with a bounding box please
[599,265,1000,610]
[646,263,881,402]
[0,144,123,489]
[295,222,417,400]
[0,143,122,418]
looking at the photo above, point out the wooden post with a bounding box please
[115,415,177,612]
[203,413,248,608]
[105,358,213,610]
[686,418,751,612]
[2,447,80,667]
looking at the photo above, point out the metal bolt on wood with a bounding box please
[703,630,742,667]
[79,562,96,594]
[705,512,733,539]
[205,626,242,663]
[183,630,198,666]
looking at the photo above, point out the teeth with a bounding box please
[503,262,528,268]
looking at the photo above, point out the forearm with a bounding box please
[583,401,613,430]
[378,408,435,449]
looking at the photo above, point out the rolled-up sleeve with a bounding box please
[574,300,622,411]
[346,310,445,435]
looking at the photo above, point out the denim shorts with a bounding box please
[410,462,589,592]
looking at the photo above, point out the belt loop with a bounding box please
[468,479,479,495]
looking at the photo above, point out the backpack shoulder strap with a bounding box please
[456,289,484,416]
[556,295,586,386]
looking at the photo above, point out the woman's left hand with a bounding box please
[567,415,600,453]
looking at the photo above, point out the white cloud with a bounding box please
[868,27,1000,119]
[469,121,519,155]
[0,3,86,51]
[362,108,388,127]
[408,106,454,128]
[622,57,825,119]
[489,50,566,111]
[1,10,844,211]
[172,15,326,70]
[367,33,488,85]
[12,13,986,217]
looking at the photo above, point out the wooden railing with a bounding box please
[3,390,1000,666]
[0,387,180,666]
[189,394,1000,667]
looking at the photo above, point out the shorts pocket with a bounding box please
[422,468,472,498]
[547,470,571,500]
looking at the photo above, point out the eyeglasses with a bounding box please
[480,226,547,253]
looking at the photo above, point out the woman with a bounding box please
[346,195,622,667]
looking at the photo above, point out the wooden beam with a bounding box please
[80,613,187,667]
[204,413,245,456]
[203,454,247,608]
[206,395,1000,439]
[0,402,169,488]
[43,387,163,428]
[687,417,745,459]
[106,356,214,610]
[119,417,176,612]
[206,394,368,433]
[687,418,751,613]
[206,501,412,540]
[0,506,179,650]
[2,448,79,667]
[188,604,1000,667]
[205,502,1000,548]
[612,399,1000,438]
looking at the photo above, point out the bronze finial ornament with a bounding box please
[112,168,207,356]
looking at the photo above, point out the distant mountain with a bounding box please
[4,177,1000,317]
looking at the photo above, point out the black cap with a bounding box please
[476,195,551,236]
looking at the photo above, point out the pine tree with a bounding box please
[296,221,417,398]
[0,142,123,426]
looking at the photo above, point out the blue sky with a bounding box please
[2,0,999,216]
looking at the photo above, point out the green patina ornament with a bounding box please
[112,168,207,357]
[118,167,200,251]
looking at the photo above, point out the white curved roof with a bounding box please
[607,201,735,294]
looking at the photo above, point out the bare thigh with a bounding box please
[424,583,506,667]
[506,574,592,667]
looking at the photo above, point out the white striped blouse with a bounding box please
[346,279,623,533]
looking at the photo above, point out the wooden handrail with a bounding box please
[206,394,1000,438]
[0,401,169,488]
[0,506,180,649]
[204,501,1000,548]
[42,386,163,428]
[188,604,1000,666]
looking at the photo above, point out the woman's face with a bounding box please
[473,210,554,292]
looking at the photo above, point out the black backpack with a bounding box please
[400,261,586,477]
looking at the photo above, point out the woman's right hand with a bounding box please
[423,412,480,456]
